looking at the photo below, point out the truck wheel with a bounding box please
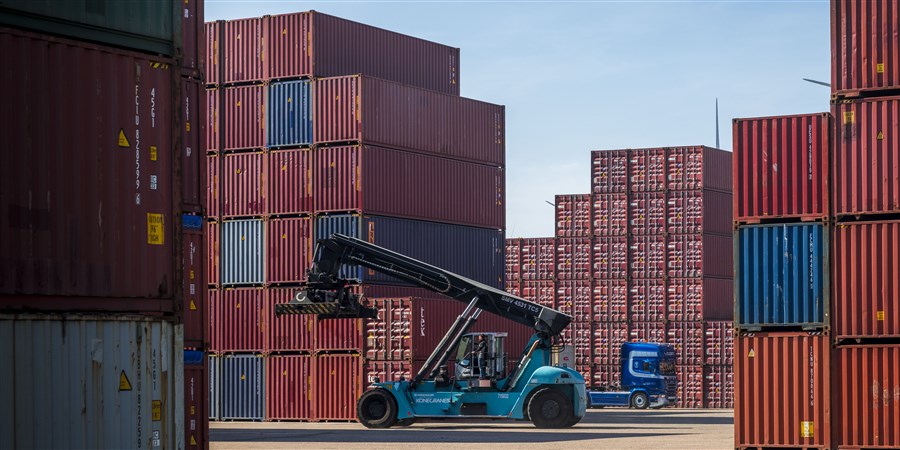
[396,418,417,427]
[528,388,573,428]
[630,392,649,409]
[357,389,399,428]
[563,414,583,427]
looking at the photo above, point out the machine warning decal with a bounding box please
[148,214,165,245]
[118,129,130,147]
[119,371,133,391]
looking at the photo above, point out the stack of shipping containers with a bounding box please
[206,11,522,422]
[0,1,208,448]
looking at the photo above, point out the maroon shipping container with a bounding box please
[569,321,593,367]
[266,354,312,421]
[666,233,732,279]
[629,279,667,322]
[312,145,505,229]
[557,280,592,323]
[591,150,629,194]
[223,152,265,217]
[667,190,733,235]
[555,238,592,280]
[312,354,363,421]
[181,0,204,78]
[505,281,520,296]
[266,12,459,95]
[316,318,363,352]
[704,364,734,409]
[667,146,732,192]
[733,113,831,223]
[629,321,667,343]
[366,297,416,361]
[676,365,705,409]
[630,148,668,192]
[592,237,628,279]
[183,228,208,348]
[182,79,206,212]
[832,220,900,339]
[207,154,219,218]
[223,85,265,151]
[592,363,622,388]
[592,322,629,366]
[831,0,900,97]
[518,281,556,309]
[505,239,522,285]
[734,332,831,450]
[223,18,264,84]
[206,21,221,85]
[667,322,704,366]
[593,194,628,237]
[0,28,180,306]
[184,355,209,449]
[833,344,900,449]
[833,97,900,217]
[207,221,219,286]
[667,278,733,321]
[210,288,265,352]
[520,238,556,281]
[704,321,734,366]
[313,75,504,166]
[593,279,628,323]
[266,217,313,284]
[266,288,314,353]
[629,235,667,279]
[629,192,666,236]
[206,89,219,151]
[555,194,592,238]
[268,149,312,216]
[364,360,424,385]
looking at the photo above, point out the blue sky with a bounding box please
[208,1,831,238]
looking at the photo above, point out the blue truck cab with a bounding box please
[587,342,677,409]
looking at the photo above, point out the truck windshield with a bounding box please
[659,360,676,375]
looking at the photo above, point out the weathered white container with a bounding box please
[0,314,184,450]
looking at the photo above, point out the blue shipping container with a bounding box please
[315,214,505,288]
[267,80,312,148]
[222,220,264,285]
[736,223,828,329]
[209,355,220,421]
[221,355,264,420]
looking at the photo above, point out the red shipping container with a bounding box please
[316,318,363,352]
[570,321,593,367]
[667,322,704,366]
[832,220,900,339]
[223,17,264,84]
[312,354,363,421]
[593,279,628,323]
[593,237,628,279]
[183,228,208,348]
[312,145,504,229]
[667,190,733,235]
[629,235,666,279]
[675,365,705,409]
[630,148,667,192]
[629,192,666,236]
[591,150,629,194]
[505,239,522,284]
[555,194,592,238]
[557,280,592,323]
[833,97,900,217]
[182,79,206,212]
[223,152,265,217]
[833,344,900,449]
[519,281,556,309]
[592,322,629,366]
[576,365,593,386]
[733,113,831,223]
[629,279,666,322]
[831,0,900,97]
[211,288,265,352]
[520,238,556,281]
[593,194,628,237]
[555,238,592,280]
[266,218,313,284]
[704,365,734,409]
[629,321,667,343]
[206,88,219,152]
[703,321,734,366]
[181,0,204,78]
[667,146,732,192]
[206,21,221,85]
[666,233,733,279]
[184,355,209,448]
[667,278,733,322]
[266,288,314,353]
[366,297,416,361]
[266,355,312,420]
[268,149,312,216]
[314,76,504,166]
[266,12,460,95]
[505,280,520,297]
[223,85,265,151]
[592,363,622,388]
[207,221,219,286]
[364,360,424,385]
[207,154,219,218]
[734,332,831,449]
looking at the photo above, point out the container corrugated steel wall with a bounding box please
[206,21,221,85]
[734,333,831,449]
[313,145,505,228]
[676,365,705,408]
[833,97,900,217]
[314,76,504,166]
[212,288,264,352]
[207,155,220,218]
[181,0,204,78]
[224,85,265,151]
[265,355,312,420]
[593,194,629,236]
[668,146,732,192]
[0,315,183,449]
[267,80,312,148]
[629,192,666,236]
[733,113,831,222]
[505,239,521,285]
[668,277,733,321]
[268,149,312,215]
[183,224,207,347]
[184,350,209,449]
[223,18,264,84]
[182,79,206,211]
[591,150,629,194]
[592,322,629,366]
[831,0,900,96]
[667,322,705,365]
[266,288,314,352]
[704,321,734,366]
[313,354,362,421]
[592,237,628,279]
[833,344,900,449]
[207,221,219,286]
[266,217,312,284]
[832,220,900,338]
[317,318,364,352]
[666,233,733,279]
[206,89,219,151]
[629,235,667,279]
[628,321,667,343]
[209,355,220,420]
[265,12,311,80]
[593,279,627,322]
[222,220,264,285]
[667,190,733,235]
[629,279,667,322]
[736,224,828,329]
[555,238,592,280]
[555,194,592,237]
[557,280,592,322]
[221,354,264,420]
[223,152,265,217]
[705,364,734,409]
[520,238,557,281]
[629,148,667,192]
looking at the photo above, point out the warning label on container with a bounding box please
[877,131,884,140]
[118,129,130,147]
[152,400,161,421]
[877,63,885,74]
[147,213,165,245]
[747,349,755,358]
[800,421,814,438]
[190,299,197,311]
[844,111,855,124]
[150,146,158,161]
[877,311,885,321]
[119,371,132,391]
[190,435,197,446]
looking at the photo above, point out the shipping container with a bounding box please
[833,97,900,217]
[592,279,628,323]
[266,11,460,94]
[223,152,265,217]
[629,235,667,279]
[266,288,314,353]
[593,194,629,237]
[555,194,592,238]
[184,350,209,449]
[210,288,264,352]
[736,223,828,330]
[316,318,363,352]
[313,75,504,166]
[675,365,704,408]
[569,321,593,367]
[206,21,221,85]
[312,354,363,421]
[734,332,831,449]
[206,89,220,152]
[666,233,733,279]
[223,18,264,84]
[518,281,556,309]
[667,146,732,192]
[704,364,734,409]
[591,150,629,194]
[519,238,557,281]
[704,321,734,366]
[223,85,265,151]
[733,113,831,223]
[833,344,900,449]
[629,279,667,322]
[630,148,668,192]
[183,217,208,348]
[667,278,734,321]
[220,354,264,420]
[312,145,505,229]
[629,321,667,343]
[209,355,220,420]
[315,214,504,288]
[265,354,312,421]
[268,149,312,216]
[267,80,313,148]
[182,79,206,212]
[629,192,666,236]
[591,363,622,388]
[181,0,204,78]
[667,322,704,366]
[555,238,592,280]
[832,220,900,339]
[0,315,183,449]
[592,237,628,279]
[831,0,900,97]
[365,360,422,385]
[221,219,265,285]
[266,217,313,284]
[207,154,220,217]
[505,239,522,284]
[667,190,733,235]
[505,280,520,296]
[557,280,592,323]
[207,220,219,286]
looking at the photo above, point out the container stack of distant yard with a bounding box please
[0,1,207,448]
[506,146,735,408]
[205,11,521,423]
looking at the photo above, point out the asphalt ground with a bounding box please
[210,408,733,450]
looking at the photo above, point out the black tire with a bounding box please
[527,388,573,428]
[630,392,649,409]
[563,414,583,427]
[396,418,417,427]
[357,389,399,428]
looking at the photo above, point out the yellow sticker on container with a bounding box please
[189,269,195,280]
[186,121,191,132]
[877,131,884,140]
[119,371,133,391]
[844,111,855,124]
[877,63,885,74]
[190,299,197,311]
[190,436,197,446]
[877,311,885,321]
[152,400,161,421]
[150,146,158,161]
[147,213,165,245]
[800,421,814,438]
[118,129,130,147]
[748,349,755,358]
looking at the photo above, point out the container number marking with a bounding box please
[147,213,165,245]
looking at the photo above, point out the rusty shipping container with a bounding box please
[222,17,265,84]
[209,288,264,352]
[265,354,312,421]
[266,217,313,285]
[667,278,733,322]
[223,85,265,151]
[266,288,314,353]
[831,0,900,97]
[593,146,732,193]
[312,354,363,421]
[733,113,831,223]
[591,150,629,194]
[268,149,312,216]
[629,321,667,343]
[832,220,900,339]
[313,145,504,229]
[667,190,733,235]
[833,97,900,217]
[555,194,592,238]
[833,344,900,449]
[734,332,831,449]
[314,75,504,166]
[593,194,629,237]
[222,152,265,217]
